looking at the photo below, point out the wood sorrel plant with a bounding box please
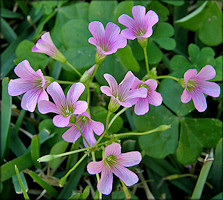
[4,2,222,200]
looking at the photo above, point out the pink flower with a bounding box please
[32,32,66,63]
[38,82,88,127]
[181,65,220,112]
[87,143,141,195]
[62,111,104,147]
[8,60,50,112]
[100,71,147,112]
[118,6,158,41]
[131,77,162,115]
[88,21,127,63]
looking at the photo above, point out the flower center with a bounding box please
[104,155,117,167]
[186,79,196,91]
[62,106,74,117]
[138,83,149,93]
[78,116,90,124]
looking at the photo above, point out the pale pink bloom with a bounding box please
[38,82,88,127]
[8,60,49,112]
[118,5,158,40]
[131,77,162,115]
[62,111,104,147]
[88,21,127,62]
[100,71,147,112]
[32,32,66,63]
[181,65,220,112]
[87,143,141,195]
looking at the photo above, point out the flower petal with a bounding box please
[117,152,142,167]
[91,120,104,136]
[132,5,146,29]
[88,21,105,46]
[196,65,216,80]
[8,79,35,96]
[67,83,85,106]
[87,161,103,174]
[147,91,162,106]
[106,36,127,54]
[97,168,113,195]
[46,82,66,110]
[144,79,158,90]
[191,90,207,112]
[53,115,70,127]
[104,22,121,46]
[80,124,96,147]
[134,98,149,115]
[144,10,159,37]
[62,125,81,143]
[105,143,121,156]
[38,90,49,102]
[184,69,197,83]
[181,89,192,103]
[38,100,59,114]
[73,101,88,115]
[126,87,147,101]
[112,165,139,186]
[121,28,137,40]
[21,88,41,112]
[119,71,135,94]
[41,32,55,46]
[197,81,220,98]
[100,86,112,97]
[104,74,119,95]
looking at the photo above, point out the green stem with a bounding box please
[143,47,150,74]
[65,61,82,77]
[90,63,99,82]
[74,122,90,147]
[156,75,179,82]
[120,179,131,199]
[56,80,76,84]
[191,149,214,199]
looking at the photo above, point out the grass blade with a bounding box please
[1,18,17,43]
[31,135,41,169]
[12,172,28,194]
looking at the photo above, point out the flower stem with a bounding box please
[143,47,150,75]
[90,63,100,82]
[191,149,214,199]
[156,75,179,82]
[65,61,82,77]
[74,122,91,147]
[56,80,76,84]
[120,179,131,199]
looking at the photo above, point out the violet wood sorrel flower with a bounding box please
[181,65,220,112]
[118,5,158,47]
[8,60,51,112]
[87,143,142,195]
[38,82,88,127]
[62,111,104,147]
[131,77,162,115]
[100,71,147,112]
[88,21,127,64]
[32,32,66,63]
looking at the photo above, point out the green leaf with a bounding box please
[176,118,222,165]
[1,78,12,160]
[15,40,49,71]
[116,45,140,72]
[68,185,90,199]
[1,152,33,182]
[88,1,118,25]
[90,106,123,134]
[159,78,195,116]
[1,18,17,43]
[134,105,179,159]
[147,40,163,64]
[212,56,223,82]
[31,135,41,169]
[49,140,69,169]
[1,8,23,18]
[12,172,28,194]
[161,0,185,6]
[28,171,58,198]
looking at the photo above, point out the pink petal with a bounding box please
[100,86,112,96]
[112,165,139,186]
[121,28,137,40]
[104,22,121,47]
[8,79,35,96]
[38,90,49,102]
[119,71,135,95]
[144,10,159,37]
[131,77,142,89]
[184,69,197,83]
[118,14,136,32]
[38,100,59,114]
[105,143,121,156]
[196,65,216,80]
[117,152,142,167]
[134,98,149,115]
[104,74,119,95]
[73,101,88,115]
[14,60,39,80]
[88,37,97,46]
[120,71,134,85]
[117,99,132,108]
[87,161,103,174]
[126,87,147,101]
[53,115,70,127]
[88,21,105,46]
[91,120,104,136]
[46,82,66,110]
[132,5,146,29]
[80,124,96,147]
[97,168,113,195]
[191,90,207,112]
[147,91,162,106]
[21,88,41,112]
[67,83,85,106]
[144,79,158,90]
[62,125,81,143]
[181,89,192,103]
[41,32,55,47]
[197,81,220,98]
[106,36,127,54]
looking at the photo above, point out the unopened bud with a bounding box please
[80,65,96,83]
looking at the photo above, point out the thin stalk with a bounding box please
[56,80,76,85]
[90,64,99,82]
[156,75,179,82]
[143,47,150,74]
[120,179,131,199]
[65,61,82,77]
[191,149,214,199]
